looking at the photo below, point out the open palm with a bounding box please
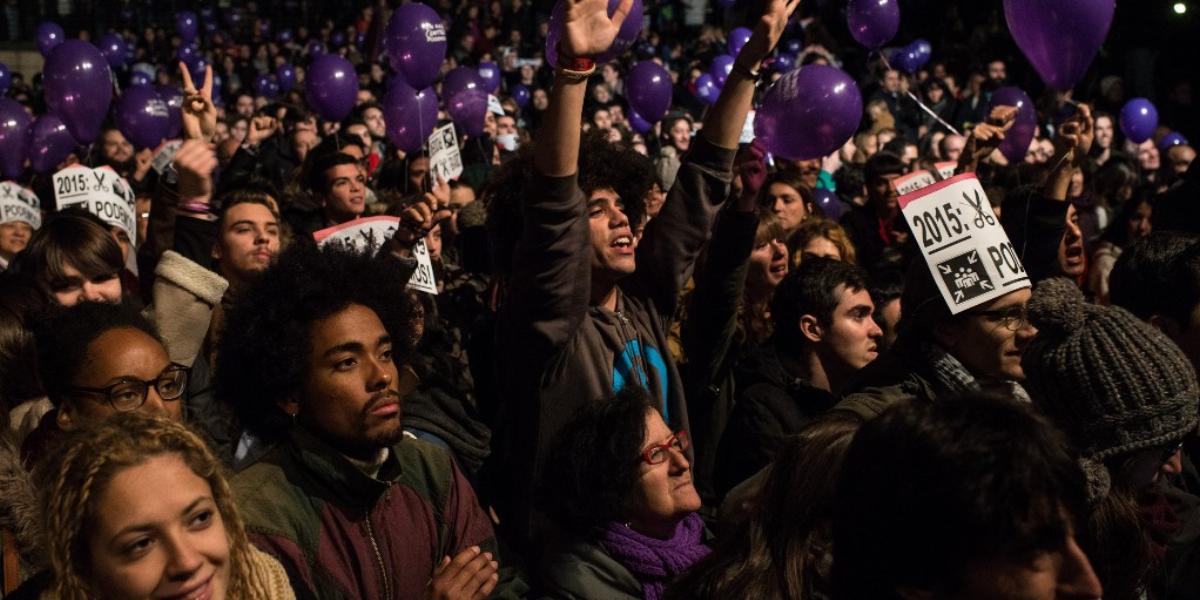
[561,0,633,58]
[736,0,801,65]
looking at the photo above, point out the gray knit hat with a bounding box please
[1022,278,1199,462]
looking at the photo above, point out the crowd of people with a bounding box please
[0,0,1199,598]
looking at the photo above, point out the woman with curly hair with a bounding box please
[31,411,293,599]
[788,218,857,267]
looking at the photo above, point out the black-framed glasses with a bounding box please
[65,364,190,412]
[962,305,1030,332]
[640,431,689,465]
[1120,439,1185,487]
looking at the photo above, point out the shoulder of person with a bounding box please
[391,436,463,505]
[539,538,642,600]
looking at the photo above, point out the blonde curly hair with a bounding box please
[33,412,264,599]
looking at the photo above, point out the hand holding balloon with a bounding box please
[958,105,1017,174]
[1051,103,1094,170]
[736,0,802,69]
[560,0,635,59]
[179,62,217,142]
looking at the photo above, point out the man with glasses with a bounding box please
[23,300,184,466]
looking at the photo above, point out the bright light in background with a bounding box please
[1175,2,1188,15]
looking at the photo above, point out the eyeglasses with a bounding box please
[962,305,1029,332]
[1119,439,1185,487]
[65,365,190,412]
[641,431,689,465]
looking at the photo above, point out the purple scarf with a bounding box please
[595,512,711,600]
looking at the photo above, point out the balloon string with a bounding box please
[878,51,962,138]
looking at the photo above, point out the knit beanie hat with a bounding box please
[1022,278,1199,463]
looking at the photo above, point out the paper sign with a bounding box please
[0,182,42,229]
[892,170,937,196]
[427,123,463,183]
[313,216,439,295]
[52,165,138,247]
[935,161,957,180]
[899,174,1029,313]
[487,94,505,116]
[739,110,756,145]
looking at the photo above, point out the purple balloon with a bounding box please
[1119,98,1158,144]
[477,61,501,94]
[98,33,127,69]
[277,28,294,44]
[511,84,531,108]
[627,62,673,123]
[1004,0,1114,91]
[36,22,65,57]
[330,31,347,48]
[785,39,803,55]
[728,27,753,57]
[188,58,209,87]
[0,99,31,179]
[253,73,278,98]
[755,65,863,161]
[847,0,900,49]
[986,86,1037,163]
[443,67,484,101]
[0,63,10,95]
[130,71,152,87]
[546,0,644,67]
[386,3,448,89]
[814,188,848,220]
[1159,132,1190,150]
[176,11,199,42]
[890,44,921,74]
[43,41,114,144]
[177,44,198,65]
[694,73,719,106]
[912,38,932,62]
[447,89,489,137]
[276,64,296,92]
[384,80,438,152]
[116,84,170,149]
[25,114,76,173]
[710,55,735,88]
[203,20,218,35]
[157,85,184,140]
[307,40,326,56]
[629,109,652,134]
[306,54,358,121]
[769,53,795,73]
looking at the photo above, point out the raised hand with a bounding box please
[174,139,218,203]
[958,105,1016,173]
[736,0,802,68]
[560,0,634,58]
[1054,103,1094,168]
[179,62,217,142]
[246,115,278,146]
[392,192,437,253]
[735,141,768,211]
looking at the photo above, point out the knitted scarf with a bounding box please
[595,512,710,600]
[917,340,1032,403]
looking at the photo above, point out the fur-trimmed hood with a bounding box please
[0,431,43,572]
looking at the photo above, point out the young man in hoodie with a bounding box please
[487,0,802,551]
[714,257,882,497]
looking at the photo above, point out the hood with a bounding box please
[0,432,44,569]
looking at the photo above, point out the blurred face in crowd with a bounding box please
[286,303,407,461]
[668,118,691,152]
[102,129,134,166]
[1168,145,1196,174]
[939,288,1036,381]
[213,201,280,287]
[59,327,181,430]
[346,123,371,149]
[839,137,858,164]
[230,118,248,143]
[1093,115,1114,150]
[408,156,430,192]
[644,182,666,221]
[1058,204,1085,278]
[235,94,254,118]
[875,297,901,349]
[987,60,1007,82]
[87,454,231,600]
[942,134,966,162]
[532,89,549,110]
[292,129,319,163]
[424,223,442,264]
[767,182,811,234]
[800,236,841,262]
[882,69,900,93]
[1126,200,1153,242]
[52,261,123,306]
[588,187,636,277]
[870,173,902,217]
[624,409,701,539]
[1068,169,1085,198]
[321,164,367,222]
[0,221,33,262]
[749,235,789,290]
[806,284,882,371]
[593,109,612,131]
[1136,140,1160,172]
[496,115,517,137]
[449,184,476,213]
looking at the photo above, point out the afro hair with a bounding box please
[214,243,423,442]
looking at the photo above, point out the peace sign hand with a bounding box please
[560,0,635,58]
[179,62,217,143]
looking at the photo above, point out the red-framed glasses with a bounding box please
[641,430,690,465]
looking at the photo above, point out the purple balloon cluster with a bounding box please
[42,40,114,144]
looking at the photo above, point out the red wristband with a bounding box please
[557,44,596,73]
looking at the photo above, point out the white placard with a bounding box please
[312,216,438,295]
[427,123,463,183]
[935,161,957,180]
[899,174,1028,314]
[0,182,42,229]
[52,165,138,247]
[892,170,937,196]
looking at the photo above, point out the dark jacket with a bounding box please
[232,427,525,600]
[539,540,641,600]
[490,137,735,550]
[713,345,838,497]
[832,344,943,421]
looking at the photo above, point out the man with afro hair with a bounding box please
[220,226,524,598]
[484,0,802,552]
